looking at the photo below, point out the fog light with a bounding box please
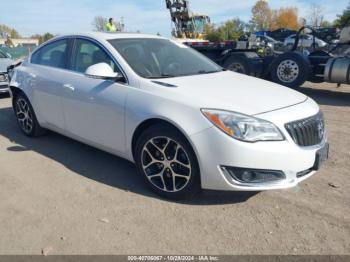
[221,166,286,183]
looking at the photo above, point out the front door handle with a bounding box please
[63,84,75,92]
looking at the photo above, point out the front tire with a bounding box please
[14,92,45,137]
[270,51,310,88]
[135,124,201,200]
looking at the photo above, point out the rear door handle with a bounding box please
[63,84,75,92]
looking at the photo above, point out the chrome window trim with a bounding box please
[29,35,129,85]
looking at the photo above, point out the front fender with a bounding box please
[124,88,212,161]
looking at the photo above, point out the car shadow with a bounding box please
[298,86,350,107]
[0,93,10,99]
[0,106,257,205]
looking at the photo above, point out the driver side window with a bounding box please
[72,39,120,74]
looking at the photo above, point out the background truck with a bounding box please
[187,27,350,88]
[166,0,350,89]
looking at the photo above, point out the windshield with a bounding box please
[0,51,6,59]
[194,17,207,34]
[108,38,223,79]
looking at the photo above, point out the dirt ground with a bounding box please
[0,82,349,255]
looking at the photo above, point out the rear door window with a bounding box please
[31,39,68,69]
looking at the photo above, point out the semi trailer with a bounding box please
[165,0,350,88]
[185,26,350,88]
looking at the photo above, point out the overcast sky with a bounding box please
[0,0,348,37]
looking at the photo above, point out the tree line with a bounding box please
[205,0,350,42]
[2,0,350,46]
[0,23,54,47]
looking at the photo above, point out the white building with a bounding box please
[0,38,39,47]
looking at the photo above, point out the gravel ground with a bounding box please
[0,82,349,255]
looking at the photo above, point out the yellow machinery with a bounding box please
[165,0,210,39]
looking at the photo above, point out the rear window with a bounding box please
[31,39,68,69]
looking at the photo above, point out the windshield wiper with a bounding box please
[146,74,176,79]
[197,70,221,75]
[146,70,223,79]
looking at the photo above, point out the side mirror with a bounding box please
[85,63,124,81]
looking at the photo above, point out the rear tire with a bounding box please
[270,52,310,88]
[223,56,250,75]
[135,124,201,200]
[14,92,46,137]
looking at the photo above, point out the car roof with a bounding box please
[56,32,165,41]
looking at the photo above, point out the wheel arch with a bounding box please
[131,118,199,165]
[272,51,311,70]
[131,117,203,195]
[9,86,24,108]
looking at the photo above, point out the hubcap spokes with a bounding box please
[277,60,299,83]
[16,98,33,134]
[141,137,191,193]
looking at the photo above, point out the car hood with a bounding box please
[0,58,13,73]
[147,71,307,115]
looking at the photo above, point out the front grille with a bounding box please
[285,112,325,147]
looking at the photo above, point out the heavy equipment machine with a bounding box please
[165,0,264,76]
[165,0,210,39]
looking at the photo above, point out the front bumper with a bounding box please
[190,99,327,191]
[0,73,9,93]
[0,83,9,93]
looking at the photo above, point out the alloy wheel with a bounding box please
[141,137,192,193]
[15,98,34,134]
[277,59,300,83]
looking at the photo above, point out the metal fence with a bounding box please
[0,45,37,59]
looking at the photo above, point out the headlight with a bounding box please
[0,73,7,82]
[201,109,284,142]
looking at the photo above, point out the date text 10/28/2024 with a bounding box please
[128,256,220,261]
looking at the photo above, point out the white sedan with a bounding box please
[9,33,329,199]
[284,34,327,49]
